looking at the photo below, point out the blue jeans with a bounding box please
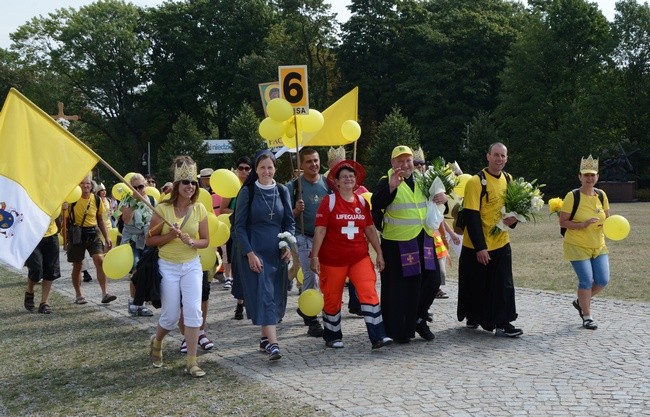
[571,254,610,290]
[296,234,319,292]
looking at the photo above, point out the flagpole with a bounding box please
[293,115,304,235]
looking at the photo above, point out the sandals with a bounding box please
[572,299,583,319]
[150,335,163,368]
[198,333,214,351]
[582,318,598,330]
[38,303,52,314]
[24,292,35,311]
[74,296,88,305]
[186,364,206,378]
[101,294,117,304]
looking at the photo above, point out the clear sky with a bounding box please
[1,0,618,50]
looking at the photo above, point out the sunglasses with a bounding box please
[147,180,156,184]
[181,180,198,186]
[134,184,146,190]
[414,161,425,167]
[237,166,251,172]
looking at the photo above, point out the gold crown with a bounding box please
[327,146,346,165]
[413,146,425,162]
[174,160,197,182]
[580,155,599,174]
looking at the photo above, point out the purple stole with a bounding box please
[398,235,436,277]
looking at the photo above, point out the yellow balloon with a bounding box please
[198,247,217,271]
[124,172,136,183]
[360,192,373,209]
[300,109,324,133]
[65,185,82,203]
[267,98,294,122]
[159,193,171,202]
[207,213,220,237]
[108,227,120,243]
[112,182,133,201]
[453,174,472,197]
[198,188,214,213]
[217,213,231,228]
[210,169,241,198]
[285,122,297,139]
[210,221,231,247]
[259,117,285,140]
[341,120,361,142]
[103,244,134,279]
[296,268,304,284]
[298,289,324,317]
[145,186,160,201]
[603,215,630,241]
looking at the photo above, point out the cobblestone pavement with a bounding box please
[16,249,650,416]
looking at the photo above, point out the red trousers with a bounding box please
[319,256,379,315]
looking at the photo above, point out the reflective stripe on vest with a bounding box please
[382,169,429,241]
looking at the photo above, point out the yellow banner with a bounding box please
[302,87,358,147]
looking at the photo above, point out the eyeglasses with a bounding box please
[134,184,146,190]
[180,180,198,186]
[237,166,251,172]
[147,180,156,185]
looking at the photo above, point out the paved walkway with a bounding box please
[18,249,650,416]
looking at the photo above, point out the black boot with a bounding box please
[234,303,244,320]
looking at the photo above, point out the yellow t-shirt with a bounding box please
[72,195,104,227]
[462,170,510,251]
[156,203,207,263]
[44,217,58,237]
[562,190,609,261]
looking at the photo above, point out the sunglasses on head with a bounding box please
[237,166,251,172]
[181,180,198,186]
[134,184,146,190]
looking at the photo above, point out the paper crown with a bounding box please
[413,147,425,162]
[174,159,198,182]
[447,161,462,175]
[580,155,598,174]
[327,146,346,165]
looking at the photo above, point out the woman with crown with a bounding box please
[146,156,210,377]
[559,155,611,330]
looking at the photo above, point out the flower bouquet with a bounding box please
[278,232,297,266]
[414,157,458,198]
[414,157,458,230]
[548,197,563,216]
[491,177,545,235]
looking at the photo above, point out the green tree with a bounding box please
[10,0,154,177]
[157,114,210,180]
[608,0,650,181]
[364,107,420,188]
[496,0,613,195]
[228,103,266,166]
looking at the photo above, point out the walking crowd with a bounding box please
[20,143,614,378]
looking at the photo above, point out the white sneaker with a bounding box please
[222,278,233,290]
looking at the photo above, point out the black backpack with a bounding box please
[453,170,511,234]
[560,188,604,236]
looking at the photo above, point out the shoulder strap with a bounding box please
[328,193,335,212]
[594,188,604,205]
[247,182,256,212]
[569,189,580,221]
[179,205,194,229]
[292,177,299,205]
[477,170,488,207]
[358,194,366,207]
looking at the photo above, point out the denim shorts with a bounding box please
[571,254,610,290]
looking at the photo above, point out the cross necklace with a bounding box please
[259,186,278,220]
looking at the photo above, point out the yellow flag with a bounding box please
[0,88,100,268]
[302,87,358,147]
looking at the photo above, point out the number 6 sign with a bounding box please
[279,65,309,115]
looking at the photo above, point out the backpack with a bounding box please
[560,188,604,236]
[453,170,511,234]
